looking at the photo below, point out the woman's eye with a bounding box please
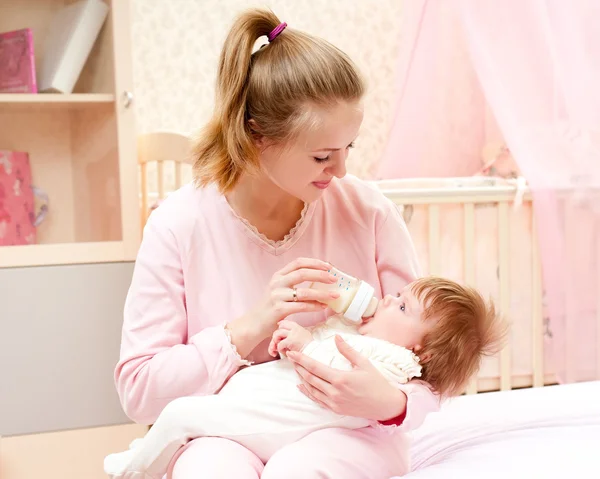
[313,156,330,163]
[399,303,406,312]
[347,142,355,149]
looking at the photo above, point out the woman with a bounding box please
[116,8,440,479]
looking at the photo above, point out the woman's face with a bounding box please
[257,100,364,203]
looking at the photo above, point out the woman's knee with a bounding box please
[262,446,329,479]
[170,437,263,479]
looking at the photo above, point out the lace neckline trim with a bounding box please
[224,197,311,248]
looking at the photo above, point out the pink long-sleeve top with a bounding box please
[115,174,440,429]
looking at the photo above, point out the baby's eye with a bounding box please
[399,303,406,312]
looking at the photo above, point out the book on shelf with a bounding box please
[0,150,49,246]
[0,28,37,93]
[38,0,109,94]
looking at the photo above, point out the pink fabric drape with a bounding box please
[379,0,600,383]
[378,1,487,179]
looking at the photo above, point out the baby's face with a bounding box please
[358,285,433,352]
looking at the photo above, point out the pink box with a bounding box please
[0,28,37,93]
[0,150,41,246]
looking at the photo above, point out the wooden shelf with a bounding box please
[0,241,127,269]
[0,93,115,109]
[0,0,140,270]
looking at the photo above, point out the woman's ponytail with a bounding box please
[193,9,280,193]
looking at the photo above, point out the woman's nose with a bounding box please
[327,155,347,179]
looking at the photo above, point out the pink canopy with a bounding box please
[379,0,600,383]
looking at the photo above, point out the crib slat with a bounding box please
[175,161,183,189]
[463,202,479,395]
[597,222,600,379]
[428,205,441,275]
[498,201,512,390]
[157,160,165,200]
[563,197,575,383]
[531,214,544,387]
[140,162,148,228]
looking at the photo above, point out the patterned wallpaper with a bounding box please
[131,0,404,179]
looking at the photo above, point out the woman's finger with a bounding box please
[297,384,332,411]
[278,301,328,319]
[293,362,336,397]
[294,287,340,304]
[271,287,338,305]
[287,351,340,384]
[278,268,337,289]
[334,335,373,370]
[276,258,331,276]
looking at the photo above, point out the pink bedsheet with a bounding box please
[401,381,600,478]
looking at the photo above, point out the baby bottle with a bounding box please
[310,266,378,324]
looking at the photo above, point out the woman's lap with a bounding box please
[169,437,263,479]
[263,427,409,478]
[170,427,409,479]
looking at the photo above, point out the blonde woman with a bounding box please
[115,9,440,478]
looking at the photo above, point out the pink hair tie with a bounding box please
[268,22,287,42]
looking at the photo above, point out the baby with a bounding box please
[104,276,505,479]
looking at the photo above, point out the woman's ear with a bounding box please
[248,119,265,148]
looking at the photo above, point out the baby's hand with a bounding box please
[268,320,314,357]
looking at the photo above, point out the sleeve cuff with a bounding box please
[378,409,407,427]
[223,325,253,367]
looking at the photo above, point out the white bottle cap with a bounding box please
[343,281,376,324]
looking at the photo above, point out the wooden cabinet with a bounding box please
[0,0,139,268]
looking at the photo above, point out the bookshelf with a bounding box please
[0,0,140,268]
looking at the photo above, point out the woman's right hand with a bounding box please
[227,258,340,359]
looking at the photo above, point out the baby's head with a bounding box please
[359,276,507,397]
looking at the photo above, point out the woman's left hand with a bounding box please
[286,335,407,421]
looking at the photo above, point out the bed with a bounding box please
[401,380,600,477]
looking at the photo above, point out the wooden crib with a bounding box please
[134,136,557,394]
[135,139,556,395]
[374,177,553,394]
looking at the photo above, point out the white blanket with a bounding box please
[401,381,600,478]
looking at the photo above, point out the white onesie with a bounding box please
[104,316,422,479]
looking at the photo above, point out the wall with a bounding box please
[131,0,404,179]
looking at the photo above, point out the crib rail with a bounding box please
[378,183,548,395]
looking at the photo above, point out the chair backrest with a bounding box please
[137,131,193,226]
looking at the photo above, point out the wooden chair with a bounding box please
[137,131,193,227]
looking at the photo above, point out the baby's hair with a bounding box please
[192,8,365,193]
[411,276,508,397]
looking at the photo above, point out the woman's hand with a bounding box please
[268,320,314,357]
[227,258,339,359]
[287,335,408,422]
